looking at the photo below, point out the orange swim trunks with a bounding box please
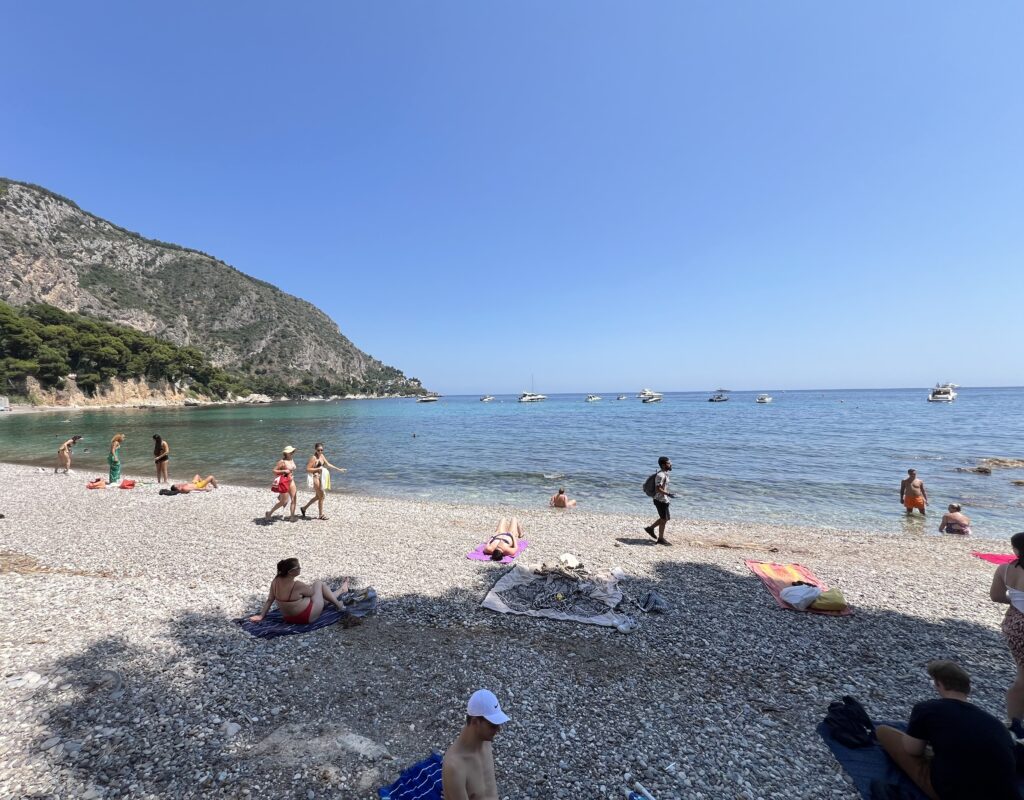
[904,495,926,511]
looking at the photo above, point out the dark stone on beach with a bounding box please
[1013,480,1024,487]
[956,466,992,474]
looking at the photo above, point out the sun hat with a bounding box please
[466,689,509,724]
[282,445,296,454]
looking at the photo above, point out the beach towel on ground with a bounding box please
[466,539,530,563]
[818,720,929,800]
[973,552,1017,565]
[746,560,853,616]
[234,587,378,639]
[378,752,443,800]
[481,562,635,629]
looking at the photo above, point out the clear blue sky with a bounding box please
[4,2,1023,393]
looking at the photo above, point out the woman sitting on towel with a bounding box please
[939,503,972,535]
[249,558,350,625]
[483,517,522,560]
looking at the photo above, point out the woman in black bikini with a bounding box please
[249,558,349,625]
[300,442,347,521]
[483,517,522,560]
[153,435,170,484]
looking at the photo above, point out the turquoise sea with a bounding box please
[2,387,1023,538]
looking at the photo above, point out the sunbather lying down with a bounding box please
[484,517,523,560]
[164,474,218,494]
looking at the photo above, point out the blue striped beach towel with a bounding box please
[378,752,443,800]
[234,587,377,639]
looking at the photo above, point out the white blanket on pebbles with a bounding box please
[481,563,635,631]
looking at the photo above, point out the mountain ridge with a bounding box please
[0,178,423,395]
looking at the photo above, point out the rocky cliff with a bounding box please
[0,179,421,393]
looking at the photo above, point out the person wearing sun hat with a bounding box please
[442,689,509,799]
[265,445,299,521]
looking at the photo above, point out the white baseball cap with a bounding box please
[466,689,509,725]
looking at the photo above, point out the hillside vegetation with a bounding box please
[0,301,401,400]
[0,178,424,395]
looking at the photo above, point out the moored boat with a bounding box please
[479,395,495,402]
[756,394,773,404]
[585,394,602,402]
[518,392,547,403]
[417,394,440,403]
[928,383,957,402]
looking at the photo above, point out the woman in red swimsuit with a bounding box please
[249,558,350,625]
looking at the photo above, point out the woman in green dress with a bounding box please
[108,433,125,483]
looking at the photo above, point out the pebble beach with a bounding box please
[0,461,1019,800]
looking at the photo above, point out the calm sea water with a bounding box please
[2,388,1023,538]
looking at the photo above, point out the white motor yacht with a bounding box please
[479,395,494,402]
[518,392,547,403]
[585,394,602,402]
[928,383,957,402]
[637,388,661,399]
[417,394,440,403]
[756,394,773,404]
[641,394,662,403]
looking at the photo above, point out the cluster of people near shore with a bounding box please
[900,468,974,536]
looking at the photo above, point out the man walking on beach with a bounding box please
[645,456,674,545]
[876,660,1021,800]
[443,688,509,800]
[900,469,928,515]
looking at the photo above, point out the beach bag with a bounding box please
[823,695,875,748]
[271,474,290,493]
[780,584,822,610]
[118,479,136,489]
[642,473,658,498]
[811,587,848,612]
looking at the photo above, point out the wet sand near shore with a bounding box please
[0,462,1016,799]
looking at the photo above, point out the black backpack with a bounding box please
[642,473,658,497]
[824,695,875,748]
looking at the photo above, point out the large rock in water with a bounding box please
[0,179,421,392]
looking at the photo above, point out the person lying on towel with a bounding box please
[249,558,350,626]
[483,517,522,561]
[168,474,219,494]
[876,660,1021,800]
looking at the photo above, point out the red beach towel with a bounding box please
[745,560,853,617]
[972,552,1016,565]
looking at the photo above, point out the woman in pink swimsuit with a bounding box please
[249,558,349,625]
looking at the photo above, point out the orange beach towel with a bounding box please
[745,560,853,617]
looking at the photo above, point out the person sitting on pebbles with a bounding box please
[549,487,577,508]
[483,517,522,560]
[249,558,351,626]
[939,503,972,536]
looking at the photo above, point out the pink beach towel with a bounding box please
[466,539,529,564]
[745,560,853,617]
[972,552,1016,565]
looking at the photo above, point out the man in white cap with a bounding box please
[442,689,509,800]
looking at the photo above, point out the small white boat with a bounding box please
[585,394,602,402]
[417,394,440,403]
[479,395,494,402]
[708,392,729,402]
[642,394,662,404]
[518,392,547,403]
[928,383,957,402]
[617,395,627,400]
[756,394,773,404]
[637,388,661,399]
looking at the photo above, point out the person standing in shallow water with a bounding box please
[108,433,125,484]
[644,456,674,545]
[900,468,928,515]
[153,434,170,484]
[300,442,346,521]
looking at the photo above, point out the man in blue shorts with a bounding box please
[644,456,674,546]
